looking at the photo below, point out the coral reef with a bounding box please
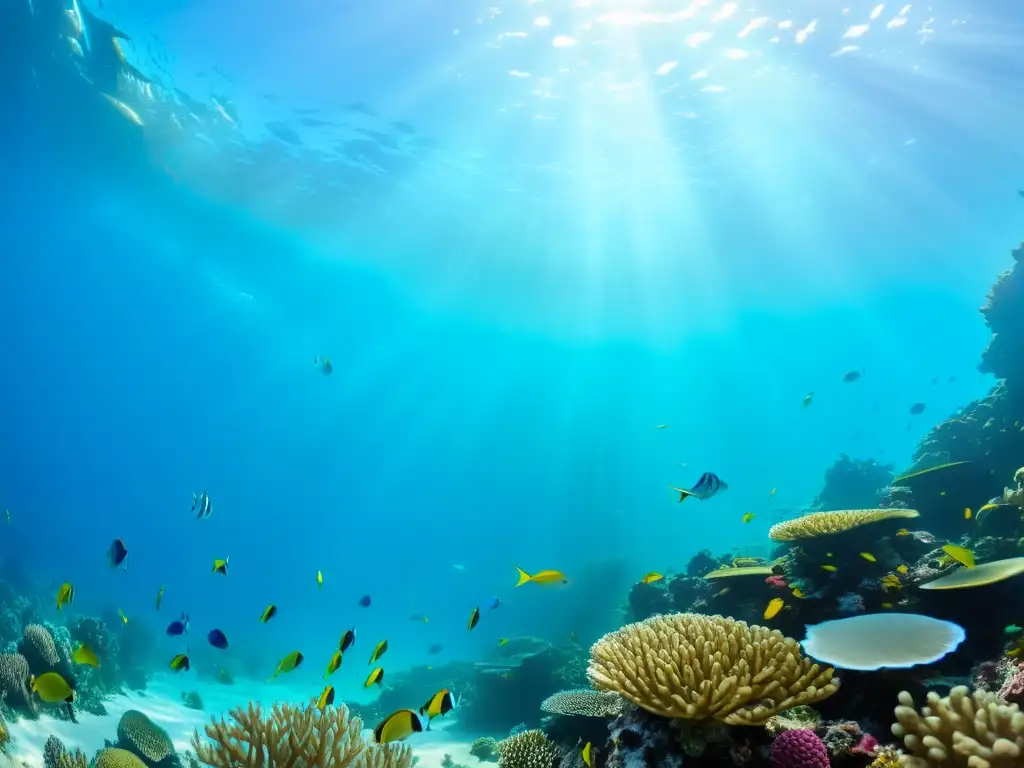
[43,736,89,768]
[540,690,622,718]
[496,730,559,768]
[769,730,828,768]
[116,709,176,766]
[470,738,499,763]
[96,749,148,768]
[812,455,894,512]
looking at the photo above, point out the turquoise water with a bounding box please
[2,0,1024,735]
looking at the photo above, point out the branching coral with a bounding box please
[769,509,920,541]
[117,709,175,764]
[891,685,1024,767]
[192,701,412,768]
[496,730,559,768]
[587,613,839,725]
[539,689,622,717]
[44,735,90,768]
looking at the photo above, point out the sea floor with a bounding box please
[4,677,481,768]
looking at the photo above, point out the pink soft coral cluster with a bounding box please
[771,729,830,768]
[999,663,1024,705]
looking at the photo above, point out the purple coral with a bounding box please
[771,729,829,768]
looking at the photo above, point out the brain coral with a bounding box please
[496,730,559,768]
[768,509,920,541]
[0,652,36,713]
[588,613,839,725]
[22,624,60,669]
[117,710,175,764]
[770,730,829,768]
[892,686,1024,767]
[95,749,147,768]
[540,689,623,717]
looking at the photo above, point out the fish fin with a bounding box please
[514,566,531,587]
[672,487,692,502]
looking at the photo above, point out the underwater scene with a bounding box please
[6,0,1024,767]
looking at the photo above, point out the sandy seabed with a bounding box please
[3,677,481,768]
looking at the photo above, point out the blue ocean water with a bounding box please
[2,0,1024,734]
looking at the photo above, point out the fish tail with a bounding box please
[514,566,532,587]
[672,487,692,503]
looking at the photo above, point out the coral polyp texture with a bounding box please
[770,729,829,768]
[587,613,840,725]
[768,508,920,541]
[116,710,175,764]
[496,730,559,768]
[192,701,412,768]
[95,749,147,768]
[891,686,1024,767]
[539,688,623,717]
[22,624,60,668]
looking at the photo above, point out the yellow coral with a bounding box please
[95,749,147,768]
[587,613,839,725]
[497,730,559,768]
[192,701,412,768]
[768,509,920,541]
[118,710,175,763]
[891,686,1024,767]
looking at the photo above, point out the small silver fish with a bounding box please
[191,490,212,520]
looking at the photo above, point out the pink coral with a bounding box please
[771,729,829,768]
[998,663,1024,705]
[765,575,788,588]
[851,734,878,755]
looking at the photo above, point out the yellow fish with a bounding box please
[271,651,303,678]
[881,575,903,591]
[468,608,480,631]
[582,742,593,768]
[498,638,509,646]
[896,528,910,537]
[369,640,388,664]
[420,689,457,719]
[979,503,1000,514]
[791,587,806,599]
[881,602,894,609]
[119,609,128,625]
[365,667,385,687]
[72,644,99,668]
[324,651,342,679]
[859,552,876,563]
[515,567,568,587]
[30,673,75,713]
[965,507,973,520]
[260,604,278,623]
[941,544,975,568]
[212,557,229,575]
[640,572,663,584]
[770,488,777,496]
[169,654,190,672]
[764,597,784,620]
[896,565,909,575]
[317,570,324,588]
[821,565,837,572]
[741,513,755,524]
[317,685,335,709]
[373,709,425,744]
[56,583,74,611]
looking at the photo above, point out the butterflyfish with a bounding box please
[56,583,74,611]
[169,654,190,672]
[260,604,277,623]
[514,567,568,587]
[764,597,784,620]
[741,513,755,523]
[72,644,99,667]
[369,639,388,664]
[272,651,303,678]
[340,627,356,653]
[30,673,75,717]
[212,557,229,575]
[373,709,425,744]
[498,638,509,646]
[582,742,593,768]
[317,685,335,709]
[641,572,663,584]
[324,651,342,678]
[365,667,384,687]
[468,607,480,631]
[420,689,458,719]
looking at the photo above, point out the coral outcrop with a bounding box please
[496,730,559,768]
[117,709,176,765]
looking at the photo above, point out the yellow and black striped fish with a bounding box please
[260,604,277,623]
[468,607,480,631]
[365,667,384,687]
[324,651,342,678]
[317,685,335,709]
[373,709,426,744]
[419,689,457,719]
[369,639,387,664]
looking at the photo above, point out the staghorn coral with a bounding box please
[891,685,1024,767]
[117,709,175,764]
[769,509,920,541]
[588,613,839,725]
[192,701,412,768]
[0,652,36,714]
[43,736,88,768]
[539,689,622,717]
[97,749,148,768]
[20,624,60,670]
[770,729,829,768]
[496,730,559,768]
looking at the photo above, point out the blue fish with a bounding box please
[207,629,228,649]
[485,596,501,612]
[428,643,444,655]
[166,612,189,636]
[673,472,728,503]
[107,538,128,569]
[358,595,372,608]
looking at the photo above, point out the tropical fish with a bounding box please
[770,488,776,496]
[468,607,480,631]
[741,513,755,524]
[56,583,74,611]
[672,472,728,502]
[843,370,862,382]
[358,595,372,607]
[212,557,229,575]
[821,565,837,572]
[373,709,426,744]
[30,673,75,716]
[191,490,212,519]
[896,565,909,575]
[640,572,663,584]
[514,567,568,587]
[653,424,669,429]
[582,742,593,768]
[485,596,501,611]
[369,640,388,664]
[941,544,975,568]
[107,538,128,569]
[339,627,356,653]
[1006,625,1024,635]
[881,602,894,609]
[169,654,190,672]
[409,614,429,623]
[207,629,228,650]
[881,574,903,591]
[119,609,128,625]
[260,604,277,623]
[791,587,806,599]
[155,586,165,611]
[315,356,333,375]
[965,507,973,520]
[498,638,509,646]
[317,685,335,708]
[420,689,458,719]
[859,553,876,563]
[979,503,1001,514]
[317,570,324,589]
[4,509,9,524]
[272,651,303,678]
[896,529,910,537]
[365,667,384,687]
[909,402,926,415]
[802,392,814,407]
[428,643,444,655]
[764,598,784,620]
[166,613,189,636]
[72,644,99,667]
[324,651,342,678]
